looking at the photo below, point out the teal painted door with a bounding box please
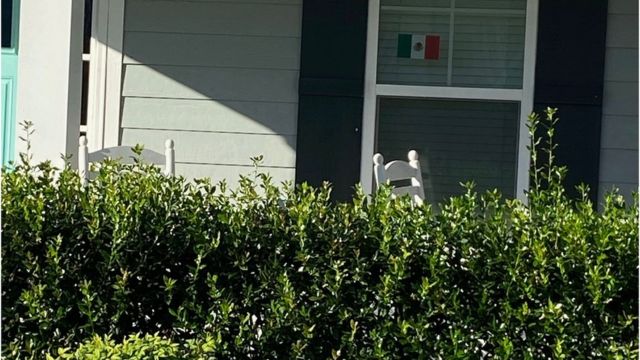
[2,0,18,165]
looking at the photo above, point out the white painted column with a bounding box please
[15,0,85,168]
[359,0,381,194]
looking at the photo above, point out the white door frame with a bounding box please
[359,0,539,202]
[86,0,125,151]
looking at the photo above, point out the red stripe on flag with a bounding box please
[425,35,440,60]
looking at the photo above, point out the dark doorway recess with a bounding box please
[534,0,608,203]
[295,0,369,201]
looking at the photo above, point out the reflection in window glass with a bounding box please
[383,0,450,7]
[81,62,89,126]
[456,0,525,10]
[377,0,526,89]
[377,10,450,86]
[2,0,13,48]
[81,0,93,135]
[452,15,525,88]
[83,0,93,54]
[376,98,519,203]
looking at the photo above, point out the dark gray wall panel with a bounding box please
[295,0,368,200]
[534,0,608,203]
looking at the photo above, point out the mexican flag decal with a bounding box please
[397,33,440,60]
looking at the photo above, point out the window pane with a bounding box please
[456,0,525,10]
[451,14,525,88]
[81,61,90,126]
[376,0,526,89]
[376,98,519,203]
[2,0,13,48]
[377,4,450,86]
[382,0,450,7]
[83,0,93,54]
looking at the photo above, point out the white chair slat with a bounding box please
[87,147,165,165]
[373,150,425,205]
[384,160,419,181]
[391,186,421,197]
[78,136,176,185]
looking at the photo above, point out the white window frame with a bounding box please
[359,0,539,201]
[85,0,125,151]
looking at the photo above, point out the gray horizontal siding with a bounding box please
[122,65,299,102]
[604,13,638,48]
[599,182,637,205]
[125,0,301,36]
[602,81,638,116]
[599,149,638,183]
[121,129,296,167]
[603,48,638,81]
[120,0,301,183]
[598,0,638,203]
[175,163,296,186]
[123,32,301,70]
[600,115,638,150]
[121,98,297,135]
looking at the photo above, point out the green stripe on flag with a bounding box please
[397,33,411,58]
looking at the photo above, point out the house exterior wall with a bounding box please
[598,0,638,202]
[8,0,637,202]
[14,0,85,168]
[118,0,302,184]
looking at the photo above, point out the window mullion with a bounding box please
[447,0,455,86]
[376,84,523,102]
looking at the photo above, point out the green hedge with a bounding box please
[47,334,184,360]
[3,110,638,359]
[46,334,218,360]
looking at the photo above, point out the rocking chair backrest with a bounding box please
[78,136,175,186]
[373,150,425,205]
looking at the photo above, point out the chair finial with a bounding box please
[373,153,384,165]
[164,139,175,176]
[78,136,89,187]
[408,150,418,161]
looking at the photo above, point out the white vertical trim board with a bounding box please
[103,0,125,148]
[86,0,125,150]
[359,0,381,194]
[516,0,539,202]
[86,0,109,151]
[360,0,540,201]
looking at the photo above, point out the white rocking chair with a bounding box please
[78,136,175,186]
[373,150,425,205]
